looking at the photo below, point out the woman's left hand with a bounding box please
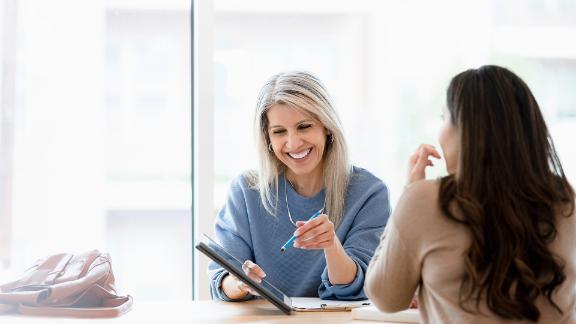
[407,144,441,185]
[293,214,336,250]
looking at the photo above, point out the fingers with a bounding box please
[408,144,442,184]
[293,214,335,250]
[225,273,260,297]
[412,144,441,166]
[425,144,442,159]
[409,144,440,164]
[303,239,334,249]
[237,260,265,297]
[294,214,331,237]
[242,260,266,283]
[295,231,335,249]
[236,280,260,296]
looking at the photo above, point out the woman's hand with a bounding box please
[294,214,357,284]
[293,214,336,250]
[221,260,266,299]
[407,144,441,185]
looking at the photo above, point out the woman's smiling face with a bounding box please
[267,104,328,181]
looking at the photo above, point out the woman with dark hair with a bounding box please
[365,65,575,323]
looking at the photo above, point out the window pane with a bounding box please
[0,0,191,301]
[213,0,576,208]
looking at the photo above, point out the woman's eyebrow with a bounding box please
[297,119,314,124]
[269,119,314,129]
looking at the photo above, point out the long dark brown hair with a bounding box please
[439,65,574,321]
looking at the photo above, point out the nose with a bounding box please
[285,131,303,150]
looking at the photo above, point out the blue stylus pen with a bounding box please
[280,209,324,252]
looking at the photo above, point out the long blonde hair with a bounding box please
[246,71,351,226]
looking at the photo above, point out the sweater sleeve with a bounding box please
[208,176,255,301]
[364,183,424,312]
[318,179,391,300]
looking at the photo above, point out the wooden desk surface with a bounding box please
[0,299,407,323]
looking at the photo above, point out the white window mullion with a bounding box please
[193,0,215,301]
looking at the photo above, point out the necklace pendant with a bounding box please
[284,177,325,228]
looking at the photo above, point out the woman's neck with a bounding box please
[286,169,324,197]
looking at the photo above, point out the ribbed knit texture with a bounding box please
[209,166,390,301]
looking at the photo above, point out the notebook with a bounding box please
[351,305,420,323]
[291,297,370,312]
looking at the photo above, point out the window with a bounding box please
[0,0,191,301]
[210,0,576,219]
[3,0,575,302]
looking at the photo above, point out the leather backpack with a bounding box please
[0,250,132,317]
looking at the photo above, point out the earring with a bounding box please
[268,143,273,152]
[328,133,334,143]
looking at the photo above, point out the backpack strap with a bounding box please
[43,253,74,284]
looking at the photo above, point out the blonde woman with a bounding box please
[209,71,390,301]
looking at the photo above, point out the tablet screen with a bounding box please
[196,234,292,315]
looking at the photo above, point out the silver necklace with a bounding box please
[284,177,324,227]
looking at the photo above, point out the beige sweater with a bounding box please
[365,180,576,324]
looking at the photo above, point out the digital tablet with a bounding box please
[195,234,293,315]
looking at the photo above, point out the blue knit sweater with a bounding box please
[209,166,391,301]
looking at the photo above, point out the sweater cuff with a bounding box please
[319,260,367,300]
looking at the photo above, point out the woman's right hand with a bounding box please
[407,144,441,185]
[221,260,266,300]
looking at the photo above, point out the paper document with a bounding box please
[291,297,370,312]
[351,305,419,323]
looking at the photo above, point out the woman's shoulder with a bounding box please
[392,180,442,224]
[228,170,259,193]
[391,179,449,234]
[402,179,441,202]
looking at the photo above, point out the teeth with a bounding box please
[288,148,311,159]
